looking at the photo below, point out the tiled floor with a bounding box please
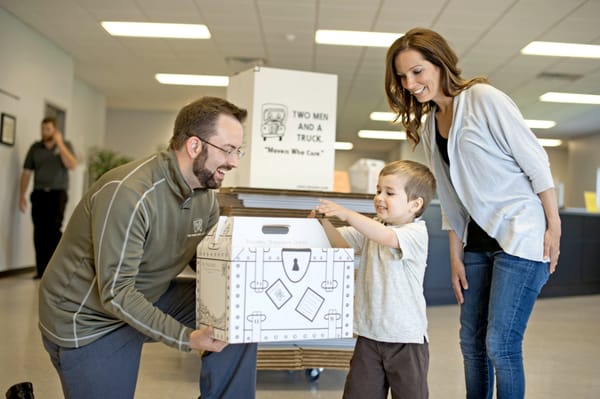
[1,272,599,398]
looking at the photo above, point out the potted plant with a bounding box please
[87,147,133,186]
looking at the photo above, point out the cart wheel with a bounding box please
[305,368,323,381]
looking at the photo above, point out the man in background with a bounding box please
[18,116,77,279]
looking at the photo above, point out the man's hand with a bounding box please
[189,326,228,353]
[52,131,78,169]
[53,130,64,145]
[18,196,27,213]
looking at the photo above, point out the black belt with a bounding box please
[34,188,66,193]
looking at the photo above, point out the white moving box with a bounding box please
[348,158,385,194]
[196,216,354,344]
[224,66,338,191]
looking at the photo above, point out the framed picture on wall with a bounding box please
[0,113,16,146]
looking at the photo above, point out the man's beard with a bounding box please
[193,151,220,189]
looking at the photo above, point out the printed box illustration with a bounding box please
[196,216,354,344]
[224,66,338,191]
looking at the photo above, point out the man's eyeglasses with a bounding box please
[197,137,245,159]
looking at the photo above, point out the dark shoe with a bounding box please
[32,275,41,280]
[5,381,34,399]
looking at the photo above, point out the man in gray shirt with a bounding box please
[18,116,77,278]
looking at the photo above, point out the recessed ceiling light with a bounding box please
[521,41,600,59]
[538,139,563,147]
[155,73,229,86]
[334,142,354,150]
[525,119,556,129]
[358,130,406,140]
[315,30,402,47]
[101,21,210,39]
[540,92,600,105]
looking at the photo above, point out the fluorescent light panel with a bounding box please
[155,73,229,86]
[370,112,396,122]
[521,41,600,59]
[540,92,600,105]
[371,113,556,130]
[315,30,402,47]
[334,142,354,150]
[358,130,406,140]
[525,119,556,129]
[370,111,429,123]
[101,21,210,39]
[538,139,563,147]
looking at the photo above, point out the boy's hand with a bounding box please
[315,199,350,222]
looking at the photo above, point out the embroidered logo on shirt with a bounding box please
[193,218,204,233]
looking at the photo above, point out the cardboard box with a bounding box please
[196,216,354,343]
[225,66,338,191]
[348,158,385,194]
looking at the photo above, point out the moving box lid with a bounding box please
[209,216,349,249]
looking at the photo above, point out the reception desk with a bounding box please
[216,188,600,374]
[421,204,600,304]
[217,187,600,306]
[541,208,600,298]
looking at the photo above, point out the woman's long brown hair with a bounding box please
[384,27,488,148]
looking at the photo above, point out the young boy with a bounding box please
[315,160,436,399]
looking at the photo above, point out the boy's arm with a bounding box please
[316,199,399,248]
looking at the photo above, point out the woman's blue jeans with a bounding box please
[459,251,549,399]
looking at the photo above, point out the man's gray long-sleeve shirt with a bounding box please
[39,150,218,351]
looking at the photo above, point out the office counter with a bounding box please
[541,208,600,298]
[400,203,600,305]
[217,188,600,306]
[216,188,599,374]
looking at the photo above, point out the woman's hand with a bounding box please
[448,230,467,304]
[543,224,561,273]
[538,188,561,274]
[451,257,468,304]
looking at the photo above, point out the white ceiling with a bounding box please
[2,0,600,155]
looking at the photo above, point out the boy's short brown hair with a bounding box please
[379,160,436,217]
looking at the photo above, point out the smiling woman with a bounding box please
[385,27,562,399]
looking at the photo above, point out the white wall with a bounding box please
[546,147,569,186]
[105,108,405,174]
[334,149,391,172]
[105,109,177,160]
[105,107,599,208]
[0,9,106,271]
[66,79,107,218]
[565,134,600,208]
[334,141,426,173]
